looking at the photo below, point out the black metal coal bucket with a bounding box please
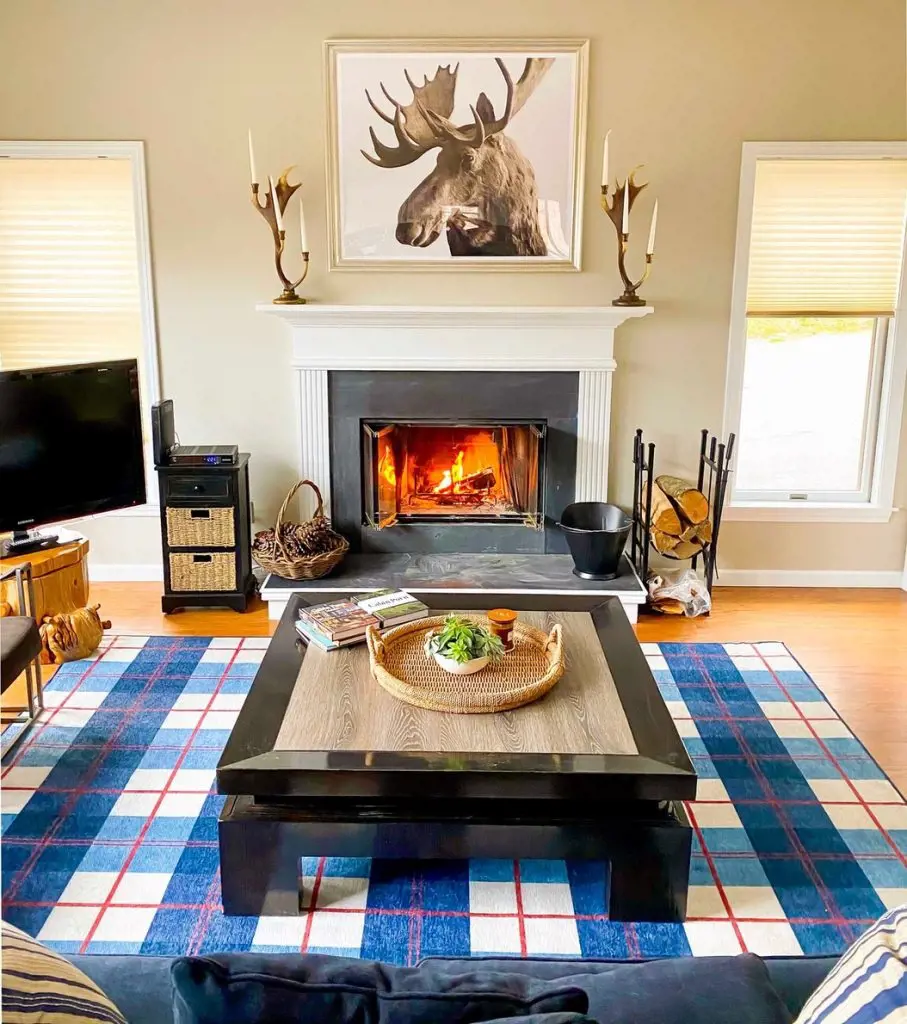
[558,502,632,581]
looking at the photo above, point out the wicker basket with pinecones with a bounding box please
[252,480,349,580]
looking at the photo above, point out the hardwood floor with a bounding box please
[6,583,906,791]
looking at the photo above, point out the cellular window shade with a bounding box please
[746,158,907,317]
[0,157,142,371]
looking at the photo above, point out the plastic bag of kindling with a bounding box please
[646,568,711,617]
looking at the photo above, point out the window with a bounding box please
[723,143,907,522]
[0,141,160,511]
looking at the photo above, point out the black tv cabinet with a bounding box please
[157,454,255,613]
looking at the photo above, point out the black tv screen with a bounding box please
[0,359,146,533]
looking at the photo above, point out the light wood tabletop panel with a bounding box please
[274,610,638,756]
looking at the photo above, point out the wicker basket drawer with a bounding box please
[166,506,235,548]
[169,552,236,592]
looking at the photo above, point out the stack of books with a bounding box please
[295,589,430,652]
[295,600,379,651]
[351,589,429,628]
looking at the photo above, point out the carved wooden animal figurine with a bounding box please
[39,604,111,664]
[362,57,554,256]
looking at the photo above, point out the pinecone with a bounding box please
[294,516,339,554]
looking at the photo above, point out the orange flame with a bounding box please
[379,442,396,486]
[433,449,465,493]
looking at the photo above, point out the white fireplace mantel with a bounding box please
[258,303,652,371]
[257,303,653,514]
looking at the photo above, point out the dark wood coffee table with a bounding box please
[217,594,697,922]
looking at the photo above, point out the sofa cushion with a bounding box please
[478,1016,594,1024]
[419,954,793,1024]
[795,904,907,1023]
[477,1016,595,1024]
[171,952,589,1024]
[71,954,176,1024]
[763,957,837,1019]
[1,921,127,1023]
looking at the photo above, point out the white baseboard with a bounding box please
[717,568,903,588]
[90,563,164,582]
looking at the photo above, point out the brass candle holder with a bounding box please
[251,166,310,304]
[600,168,651,307]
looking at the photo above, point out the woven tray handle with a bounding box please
[545,623,563,658]
[365,625,385,664]
[273,479,326,559]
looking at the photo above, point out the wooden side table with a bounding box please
[0,534,90,621]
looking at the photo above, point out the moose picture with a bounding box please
[327,42,588,268]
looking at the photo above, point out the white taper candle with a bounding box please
[600,130,611,189]
[299,197,308,253]
[621,182,629,235]
[646,199,658,255]
[247,129,258,186]
[269,176,283,231]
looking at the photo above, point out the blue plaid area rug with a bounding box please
[2,635,906,964]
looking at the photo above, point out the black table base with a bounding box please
[219,795,692,923]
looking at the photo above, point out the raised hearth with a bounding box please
[259,552,647,623]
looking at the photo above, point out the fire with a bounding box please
[379,443,396,486]
[433,449,465,493]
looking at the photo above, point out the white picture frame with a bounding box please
[325,39,589,271]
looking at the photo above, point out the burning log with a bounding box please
[433,467,496,494]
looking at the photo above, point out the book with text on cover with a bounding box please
[294,619,366,651]
[351,589,429,627]
[297,599,378,641]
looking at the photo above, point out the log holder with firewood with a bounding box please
[631,428,735,606]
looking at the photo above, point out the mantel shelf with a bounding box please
[255,303,654,331]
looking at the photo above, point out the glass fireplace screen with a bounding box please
[362,420,546,529]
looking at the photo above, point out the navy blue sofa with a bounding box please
[71,951,838,1023]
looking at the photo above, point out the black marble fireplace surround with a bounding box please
[329,371,578,554]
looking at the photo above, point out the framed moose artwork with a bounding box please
[325,39,589,270]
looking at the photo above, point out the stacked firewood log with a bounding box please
[646,475,713,559]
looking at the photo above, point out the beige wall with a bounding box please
[2,0,905,573]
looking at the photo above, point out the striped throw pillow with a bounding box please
[1,921,126,1023]
[795,904,907,1023]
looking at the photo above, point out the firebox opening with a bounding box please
[362,420,546,529]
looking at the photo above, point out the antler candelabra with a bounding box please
[599,133,658,307]
[248,134,309,304]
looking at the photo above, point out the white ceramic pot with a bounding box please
[431,652,490,675]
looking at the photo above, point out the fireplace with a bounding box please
[256,303,654,621]
[362,420,545,528]
[329,370,579,554]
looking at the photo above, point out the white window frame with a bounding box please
[722,141,907,524]
[0,140,161,516]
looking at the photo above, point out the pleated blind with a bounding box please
[0,157,142,371]
[746,158,907,317]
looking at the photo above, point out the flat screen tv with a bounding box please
[0,359,146,546]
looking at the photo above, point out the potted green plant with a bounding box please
[425,614,505,675]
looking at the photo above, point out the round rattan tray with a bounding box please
[365,615,565,714]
